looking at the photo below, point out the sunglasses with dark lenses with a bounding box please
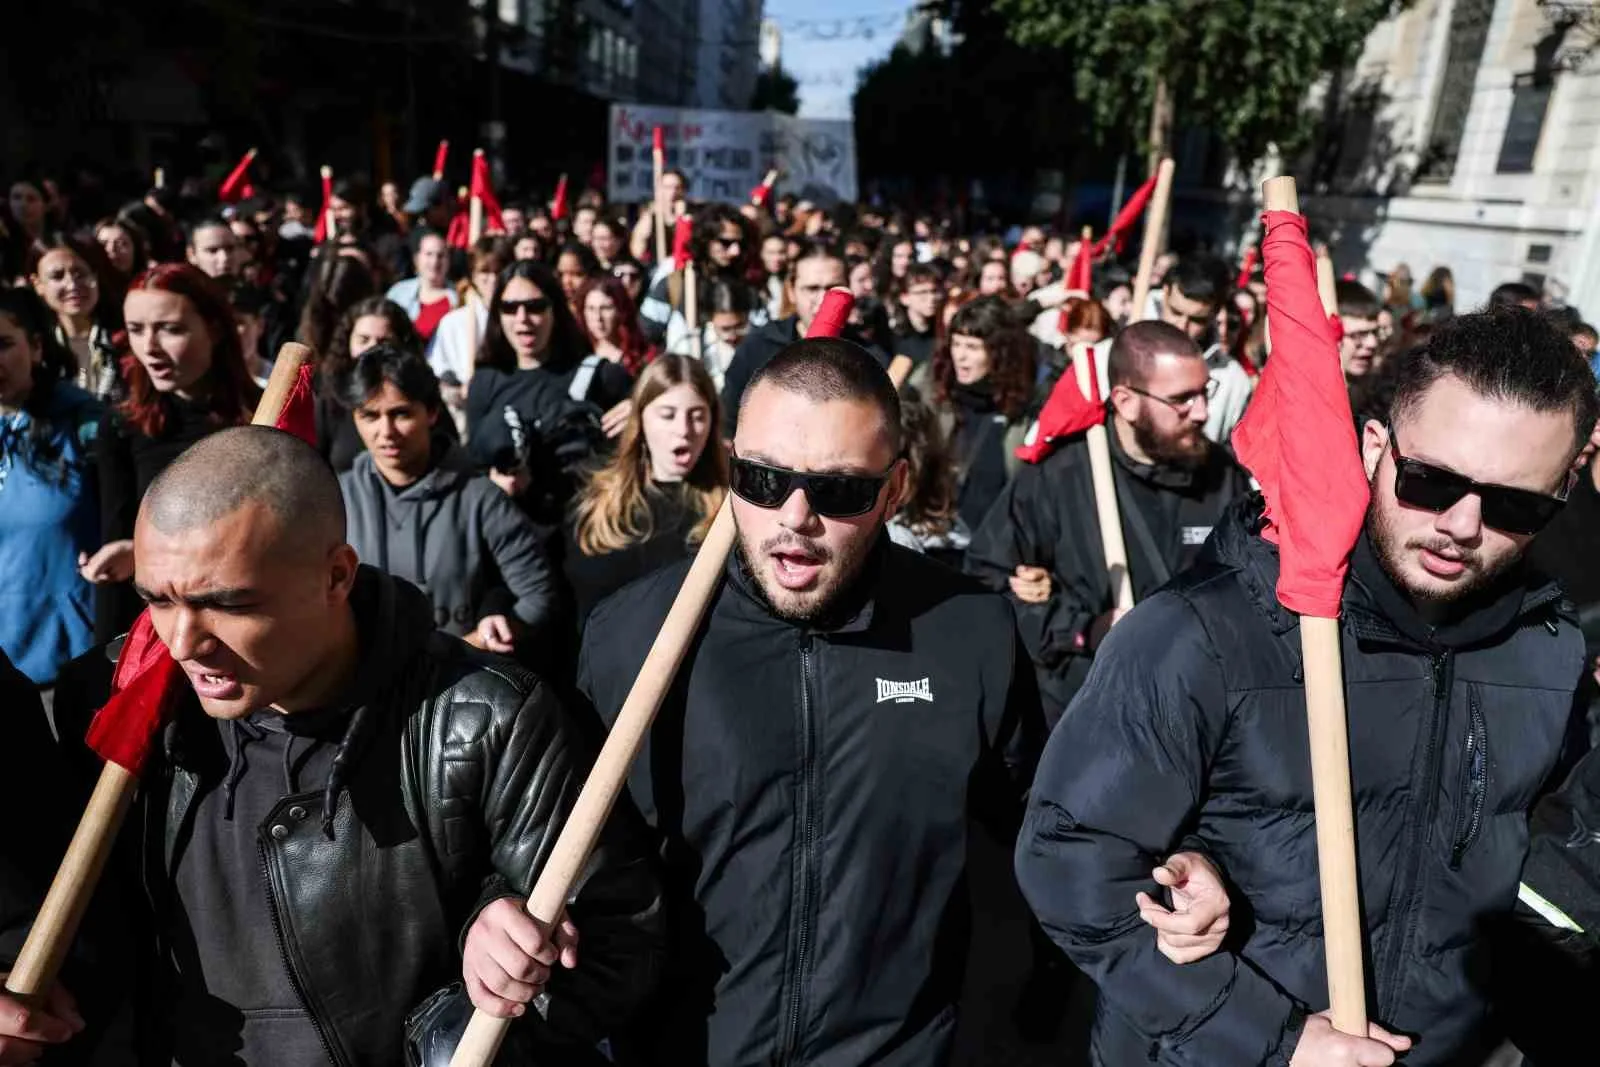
[1387,426,1568,536]
[502,296,552,316]
[730,456,890,519]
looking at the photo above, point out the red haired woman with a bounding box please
[82,263,261,640]
[577,275,653,376]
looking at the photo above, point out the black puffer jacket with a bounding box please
[131,566,663,1065]
[965,428,1251,723]
[1016,498,1585,1066]
[577,537,1042,1066]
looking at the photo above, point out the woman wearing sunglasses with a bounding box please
[564,354,726,627]
[911,295,1037,535]
[466,260,633,521]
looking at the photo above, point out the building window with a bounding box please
[1417,0,1495,183]
[1496,72,1554,173]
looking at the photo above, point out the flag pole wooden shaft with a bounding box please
[1074,346,1134,611]
[886,355,913,388]
[1261,174,1368,1038]
[652,143,668,265]
[449,496,739,1067]
[1128,158,1176,323]
[4,343,314,1003]
[685,261,703,361]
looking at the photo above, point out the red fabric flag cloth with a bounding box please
[1016,350,1104,463]
[218,150,256,204]
[313,170,334,244]
[469,153,505,234]
[551,175,570,221]
[85,363,319,775]
[806,289,854,338]
[672,217,693,271]
[432,139,450,179]
[1237,244,1259,290]
[446,190,470,249]
[750,179,775,207]
[1230,210,1369,618]
[1090,172,1159,258]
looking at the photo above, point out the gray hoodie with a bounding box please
[339,444,555,637]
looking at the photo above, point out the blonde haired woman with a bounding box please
[563,354,728,626]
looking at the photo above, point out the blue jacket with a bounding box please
[0,384,101,684]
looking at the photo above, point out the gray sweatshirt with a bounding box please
[339,444,555,637]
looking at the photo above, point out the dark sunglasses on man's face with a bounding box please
[730,456,891,519]
[502,297,551,317]
[1387,424,1568,536]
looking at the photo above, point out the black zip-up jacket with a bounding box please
[127,566,663,1065]
[577,537,1043,1066]
[965,427,1251,723]
[1015,498,1585,1066]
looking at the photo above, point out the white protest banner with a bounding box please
[609,105,857,206]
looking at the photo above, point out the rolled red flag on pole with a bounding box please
[750,169,778,207]
[447,187,471,250]
[469,149,504,241]
[672,216,693,272]
[6,346,319,1002]
[550,174,570,222]
[313,166,335,244]
[1015,349,1103,464]
[218,147,258,204]
[1066,226,1094,294]
[1237,244,1260,291]
[432,139,450,181]
[1231,177,1371,1037]
[1090,171,1159,258]
[446,286,860,1067]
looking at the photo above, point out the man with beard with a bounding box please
[576,338,1044,1065]
[1015,308,1597,1066]
[966,321,1252,722]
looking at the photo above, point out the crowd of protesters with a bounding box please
[5,154,1600,1067]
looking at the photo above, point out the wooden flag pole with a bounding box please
[5,344,315,1002]
[153,167,166,190]
[886,356,913,388]
[320,166,337,242]
[469,149,486,245]
[1075,344,1134,612]
[685,260,703,360]
[1262,174,1368,1038]
[1128,158,1176,323]
[652,132,669,265]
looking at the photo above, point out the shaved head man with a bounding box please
[0,426,662,1064]
[135,426,357,719]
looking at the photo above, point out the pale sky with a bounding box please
[765,0,917,119]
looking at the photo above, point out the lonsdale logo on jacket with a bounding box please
[875,678,934,704]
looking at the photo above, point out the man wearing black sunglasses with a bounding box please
[577,337,1043,1067]
[967,321,1252,722]
[1016,308,1600,1067]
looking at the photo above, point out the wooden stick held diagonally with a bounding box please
[1075,346,1134,612]
[447,288,858,1067]
[5,344,315,1002]
[1261,175,1368,1037]
[1128,158,1176,323]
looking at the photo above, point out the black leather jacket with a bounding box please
[128,567,664,1064]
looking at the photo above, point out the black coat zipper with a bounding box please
[1450,692,1488,870]
[1378,651,1453,1011]
[777,634,819,1064]
[259,839,342,1066]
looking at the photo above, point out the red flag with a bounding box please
[1066,232,1093,293]
[313,168,334,244]
[1237,244,1259,290]
[1015,351,1104,463]
[652,126,665,155]
[1231,210,1369,618]
[551,174,570,221]
[470,152,505,234]
[432,139,450,180]
[446,187,470,249]
[806,288,854,339]
[218,148,257,204]
[750,176,776,207]
[1091,172,1159,258]
[672,217,693,272]
[85,362,319,775]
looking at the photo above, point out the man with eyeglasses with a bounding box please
[1337,279,1385,384]
[967,321,1252,722]
[893,262,944,371]
[1015,308,1598,1067]
[576,338,1044,1066]
[1158,257,1255,445]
